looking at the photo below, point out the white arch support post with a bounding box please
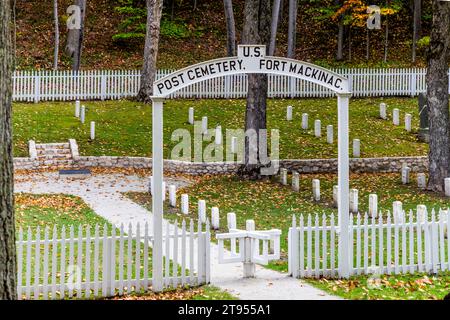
[151,96,165,292]
[337,93,351,279]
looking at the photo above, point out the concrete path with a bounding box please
[14,171,341,300]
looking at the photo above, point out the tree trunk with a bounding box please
[0,0,17,300]
[137,0,164,103]
[366,29,370,61]
[223,0,236,56]
[65,0,86,71]
[412,0,421,63]
[53,0,59,70]
[427,0,450,192]
[335,0,344,61]
[384,1,389,63]
[268,0,281,56]
[287,0,297,58]
[238,0,271,180]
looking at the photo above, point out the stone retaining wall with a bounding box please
[13,155,428,175]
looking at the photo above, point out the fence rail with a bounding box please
[12,68,449,102]
[288,208,450,279]
[16,220,210,300]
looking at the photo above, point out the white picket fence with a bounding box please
[12,68,447,102]
[288,208,450,278]
[16,220,210,300]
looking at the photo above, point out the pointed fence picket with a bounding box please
[11,68,447,102]
[289,208,450,278]
[16,220,210,300]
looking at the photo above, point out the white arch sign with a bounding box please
[153,45,349,97]
[150,45,352,291]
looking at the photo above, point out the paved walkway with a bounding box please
[14,171,341,300]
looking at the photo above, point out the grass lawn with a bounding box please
[126,172,450,300]
[13,97,427,159]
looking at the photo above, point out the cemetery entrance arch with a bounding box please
[151,45,352,291]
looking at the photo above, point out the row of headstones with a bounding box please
[149,177,240,231]
[379,103,412,132]
[286,107,362,158]
[279,168,449,221]
[75,101,96,140]
[401,165,450,197]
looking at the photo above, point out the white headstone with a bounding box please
[312,179,320,202]
[292,171,300,192]
[149,176,166,200]
[353,139,360,158]
[301,113,309,130]
[90,121,95,140]
[75,101,80,118]
[401,166,411,184]
[417,204,427,223]
[202,116,208,134]
[181,194,189,214]
[326,125,333,144]
[246,219,255,231]
[198,200,206,223]
[231,136,237,153]
[211,207,220,230]
[169,185,177,207]
[80,105,86,124]
[287,106,293,121]
[333,185,339,208]
[379,103,387,119]
[445,178,450,197]
[349,189,359,213]
[405,113,412,132]
[417,173,426,189]
[314,120,321,137]
[280,168,288,185]
[215,126,222,145]
[393,201,403,223]
[369,194,378,218]
[188,107,194,125]
[393,108,400,126]
[227,212,236,230]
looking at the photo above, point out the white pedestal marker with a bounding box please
[169,185,177,207]
[287,106,293,121]
[379,103,387,119]
[90,121,95,140]
[393,201,403,223]
[302,113,309,130]
[349,189,358,213]
[202,116,208,134]
[314,120,321,137]
[280,168,288,185]
[231,136,237,153]
[215,126,222,145]
[417,173,426,189]
[353,139,360,158]
[417,204,427,223]
[181,194,189,214]
[80,105,86,124]
[75,101,80,118]
[393,108,400,125]
[188,107,194,124]
[333,185,339,208]
[198,200,207,223]
[211,207,220,230]
[292,171,300,192]
[369,194,378,218]
[227,212,236,230]
[312,179,320,202]
[405,114,412,132]
[327,125,333,144]
[401,166,411,184]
